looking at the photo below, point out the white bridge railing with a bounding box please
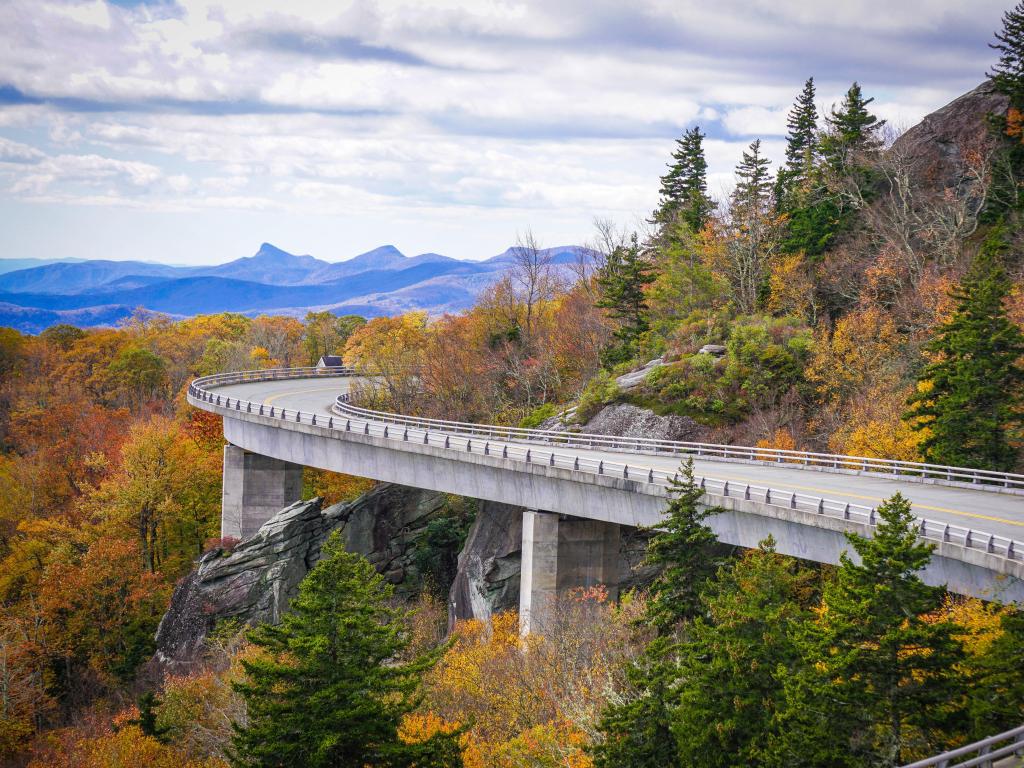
[901,723,1024,768]
[188,368,1024,569]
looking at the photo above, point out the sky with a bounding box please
[0,0,1012,265]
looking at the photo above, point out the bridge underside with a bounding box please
[220,415,1024,608]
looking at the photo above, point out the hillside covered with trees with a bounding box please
[1,5,1023,768]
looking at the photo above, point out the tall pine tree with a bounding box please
[591,460,725,768]
[986,1,1024,216]
[775,77,819,210]
[644,459,727,632]
[906,223,1024,471]
[596,234,656,366]
[655,126,714,232]
[732,139,773,218]
[230,533,462,768]
[769,494,966,768]
[819,82,885,173]
[670,537,814,768]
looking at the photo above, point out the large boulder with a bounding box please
[891,82,1008,190]
[154,485,447,671]
[582,402,702,443]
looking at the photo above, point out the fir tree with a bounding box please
[965,606,1024,739]
[732,139,773,218]
[596,234,656,365]
[986,2,1024,216]
[775,77,819,210]
[644,459,726,633]
[128,691,170,743]
[989,1,1024,104]
[820,82,885,172]
[671,537,813,768]
[655,126,714,232]
[230,532,461,768]
[591,637,681,768]
[906,223,1024,471]
[769,494,966,768]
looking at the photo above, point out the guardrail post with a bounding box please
[843,503,850,520]
[624,465,629,478]
[364,423,369,435]
[790,493,796,509]
[869,508,875,525]
[549,453,555,466]
[723,481,729,497]
[648,468,654,482]
[466,439,472,452]
[598,461,603,474]
[329,417,333,429]
[312,414,316,425]
[295,411,300,422]
[526,449,531,463]
[574,457,579,470]
[987,534,995,553]
[269,406,274,417]
[383,425,389,438]
[484,442,489,455]
[247,402,251,412]
[503,445,508,458]
[744,484,750,500]
[444,435,450,448]
[966,530,972,548]
[403,428,408,441]
[943,524,950,542]
[817,499,824,514]
[259,404,263,415]
[765,488,771,504]
[1009,541,1015,559]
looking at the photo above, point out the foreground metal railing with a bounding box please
[902,724,1024,768]
[187,368,1024,569]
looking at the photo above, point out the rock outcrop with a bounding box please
[581,402,703,443]
[154,484,448,671]
[892,82,1008,189]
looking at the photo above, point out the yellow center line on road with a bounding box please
[689,472,1024,528]
[234,385,346,407]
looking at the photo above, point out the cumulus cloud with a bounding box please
[0,0,1011,263]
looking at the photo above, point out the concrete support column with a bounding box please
[519,510,621,635]
[519,510,560,636]
[221,444,304,541]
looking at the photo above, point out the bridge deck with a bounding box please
[209,377,1024,544]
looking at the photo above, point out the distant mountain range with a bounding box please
[0,243,590,333]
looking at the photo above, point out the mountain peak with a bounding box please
[253,243,298,260]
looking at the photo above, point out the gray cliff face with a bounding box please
[154,484,447,671]
[891,82,1008,189]
[582,402,702,443]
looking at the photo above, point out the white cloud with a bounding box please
[0,0,1011,263]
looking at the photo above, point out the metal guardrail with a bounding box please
[901,724,1024,768]
[187,368,1024,568]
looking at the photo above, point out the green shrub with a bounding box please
[575,371,621,424]
[519,402,558,429]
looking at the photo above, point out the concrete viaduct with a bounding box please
[188,367,1024,632]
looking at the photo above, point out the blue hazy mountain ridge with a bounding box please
[0,242,592,332]
[0,257,87,276]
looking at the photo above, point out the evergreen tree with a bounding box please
[591,460,724,767]
[965,606,1024,739]
[728,140,777,312]
[644,459,726,633]
[128,691,170,743]
[906,223,1024,471]
[230,532,461,768]
[820,82,885,172]
[732,139,773,218]
[596,234,656,366]
[769,494,966,768]
[655,126,714,232]
[989,1,1024,103]
[986,2,1024,216]
[591,637,681,768]
[671,537,813,768]
[775,77,819,210]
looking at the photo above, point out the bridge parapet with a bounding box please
[188,369,1024,583]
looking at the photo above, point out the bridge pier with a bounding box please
[519,509,621,635]
[221,444,303,541]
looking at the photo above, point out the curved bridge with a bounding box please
[188,367,1024,620]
